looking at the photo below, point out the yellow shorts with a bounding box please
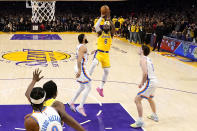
[95,52,110,68]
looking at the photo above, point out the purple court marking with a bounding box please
[0,103,143,131]
[10,34,62,40]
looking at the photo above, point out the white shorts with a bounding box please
[137,80,157,99]
[75,65,91,84]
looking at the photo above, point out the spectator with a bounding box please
[153,22,165,52]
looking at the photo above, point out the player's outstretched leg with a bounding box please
[68,84,85,112]
[76,82,91,117]
[97,68,109,97]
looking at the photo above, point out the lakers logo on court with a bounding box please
[2,49,71,67]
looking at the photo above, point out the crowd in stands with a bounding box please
[1,1,197,44]
[0,13,94,32]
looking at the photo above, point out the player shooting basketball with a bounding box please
[89,5,115,97]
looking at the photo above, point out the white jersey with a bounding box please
[138,56,157,99]
[146,56,157,81]
[75,44,91,83]
[76,44,89,68]
[31,106,62,131]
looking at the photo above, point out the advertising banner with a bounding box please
[161,36,197,61]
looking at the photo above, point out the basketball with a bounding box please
[100,5,110,16]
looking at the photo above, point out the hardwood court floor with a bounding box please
[0,32,197,131]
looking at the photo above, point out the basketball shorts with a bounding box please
[75,65,91,84]
[95,51,110,68]
[137,80,157,99]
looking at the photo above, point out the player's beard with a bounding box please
[85,39,88,44]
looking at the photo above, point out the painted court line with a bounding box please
[105,127,113,129]
[15,128,26,130]
[80,120,91,125]
[96,110,102,116]
[0,77,196,95]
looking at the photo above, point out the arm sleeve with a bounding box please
[94,17,102,32]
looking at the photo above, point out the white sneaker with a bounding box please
[67,103,76,112]
[76,106,87,117]
[147,114,159,122]
[130,121,144,128]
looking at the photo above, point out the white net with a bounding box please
[31,0,56,23]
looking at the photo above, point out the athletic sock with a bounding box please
[100,81,105,89]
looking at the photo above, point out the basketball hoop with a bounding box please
[31,0,56,23]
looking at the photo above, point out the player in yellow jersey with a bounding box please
[25,69,84,131]
[112,16,117,25]
[119,16,125,26]
[135,23,140,44]
[130,22,136,43]
[89,13,115,97]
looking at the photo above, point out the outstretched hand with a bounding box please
[33,68,44,82]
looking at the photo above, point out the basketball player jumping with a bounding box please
[131,45,159,128]
[89,13,115,97]
[68,34,92,117]
[25,69,85,131]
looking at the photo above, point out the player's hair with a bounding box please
[142,45,150,56]
[43,80,57,99]
[30,87,45,111]
[78,34,85,43]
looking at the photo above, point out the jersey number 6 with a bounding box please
[104,39,107,44]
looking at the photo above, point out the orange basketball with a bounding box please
[100,5,110,16]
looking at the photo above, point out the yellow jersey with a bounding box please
[43,98,56,107]
[112,18,118,25]
[33,98,56,113]
[97,32,112,52]
[101,18,105,25]
[136,26,139,32]
[118,18,125,27]
[131,25,136,32]
[94,18,98,26]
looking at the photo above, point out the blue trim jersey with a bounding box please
[146,56,157,81]
[75,44,91,84]
[137,56,157,99]
[31,107,62,131]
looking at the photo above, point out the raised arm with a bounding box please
[25,69,44,102]
[94,17,102,33]
[53,101,85,131]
